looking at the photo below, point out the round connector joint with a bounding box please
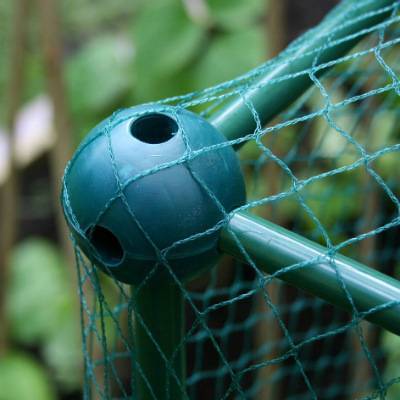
[61,105,246,285]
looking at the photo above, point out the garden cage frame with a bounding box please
[61,0,400,399]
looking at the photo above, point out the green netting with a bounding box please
[63,0,400,399]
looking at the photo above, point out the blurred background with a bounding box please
[2,0,400,399]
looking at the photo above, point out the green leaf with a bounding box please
[0,353,56,400]
[7,238,83,391]
[61,0,136,40]
[6,238,72,344]
[192,27,265,90]
[239,140,262,162]
[43,302,82,391]
[300,174,362,234]
[66,34,133,115]
[207,0,265,30]
[131,0,266,101]
[133,0,205,101]
[134,1,204,76]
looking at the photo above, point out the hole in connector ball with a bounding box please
[130,113,178,144]
[87,225,124,265]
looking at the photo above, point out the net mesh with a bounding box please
[65,1,400,399]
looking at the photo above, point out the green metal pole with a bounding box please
[220,212,400,335]
[210,0,396,143]
[133,281,186,399]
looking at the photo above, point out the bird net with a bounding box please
[64,1,400,399]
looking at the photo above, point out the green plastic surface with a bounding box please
[133,281,186,399]
[221,212,400,336]
[62,104,246,285]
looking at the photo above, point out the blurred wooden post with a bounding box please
[254,1,287,398]
[35,0,75,270]
[35,0,91,392]
[0,0,30,356]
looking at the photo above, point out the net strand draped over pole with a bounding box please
[221,212,400,336]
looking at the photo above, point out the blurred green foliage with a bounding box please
[65,33,133,140]
[8,239,71,344]
[0,0,267,134]
[0,353,56,400]
[132,0,265,102]
[6,239,81,396]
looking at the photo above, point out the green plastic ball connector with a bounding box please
[61,105,246,285]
